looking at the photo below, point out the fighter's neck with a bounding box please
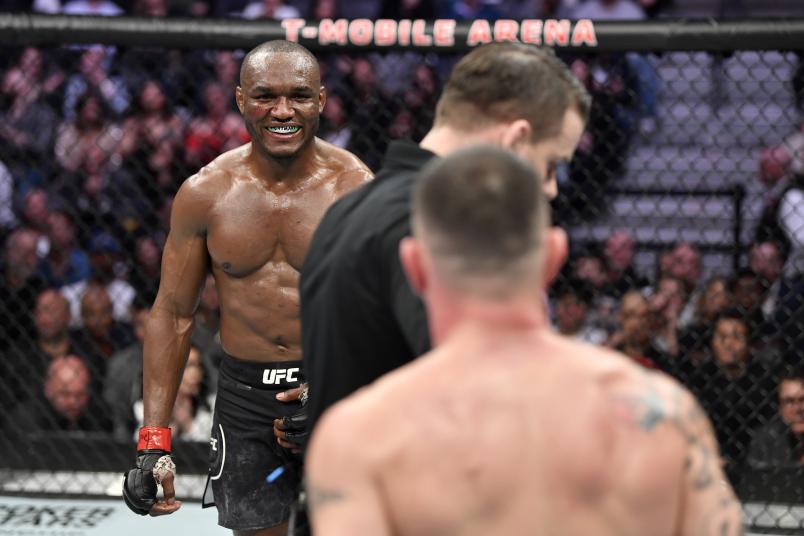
[429,296,549,347]
[419,125,506,157]
[248,138,323,186]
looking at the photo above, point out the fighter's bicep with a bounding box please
[153,178,212,316]
[155,232,209,316]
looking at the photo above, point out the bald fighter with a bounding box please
[307,147,743,536]
[122,40,371,536]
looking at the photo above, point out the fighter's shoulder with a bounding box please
[317,138,373,193]
[177,147,245,202]
[309,385,389,468]
[582,342,700,435]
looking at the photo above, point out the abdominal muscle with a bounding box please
[214,260,303,363]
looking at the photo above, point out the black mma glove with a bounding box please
[123,426,175,515]
[279,384,309,451]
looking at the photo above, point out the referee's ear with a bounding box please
[399,237,427,297]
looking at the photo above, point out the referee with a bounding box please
[300,42,591,437]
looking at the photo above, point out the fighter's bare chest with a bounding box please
[205,187,329,276]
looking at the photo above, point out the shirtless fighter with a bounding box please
[306,147,743,536]
[122,40,371,535]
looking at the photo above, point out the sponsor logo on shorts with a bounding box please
[262,367,299,385]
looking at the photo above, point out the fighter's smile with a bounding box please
[266,124,302,137]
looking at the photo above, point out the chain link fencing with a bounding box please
[0,16,802,533]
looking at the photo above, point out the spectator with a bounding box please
[669,242,702,297]
[169,345,214,441]
[341,56,393,169]
[319,92,353,149]
[210,51,241,103]
[241,0,300,18]
[310,0,338,19]
[0,51,58,183]
[20,188,51,240]
[103,299,148,441]
[672,242,704,328]
[688,310,778,481]
[128,235,161,304]
[603,229,647,299]
[564,53,639,217]
[70,283,134,392]
[729,268,772,349]
[749,240,785,320]
[755,131,803,263]
[606,290,670,370]
[0,228,45,349]
[0,288,75,419]
[648,274,686,357]
[117,78,187,231]
[552,278,607,344]
[62,46,129,121]
[747,367,804,468]
[133,345,214,442]
[5,355,112,434]
[62,231,136,327]
[678,276,732,367]
[572,248,618,333]
[184,82,249,169]
[402,63,440,140]
[54,89,123,176]
[36,211,91,289]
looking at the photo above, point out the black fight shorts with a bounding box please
[202,353,304,530]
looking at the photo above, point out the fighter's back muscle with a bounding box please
[345,332,686,535]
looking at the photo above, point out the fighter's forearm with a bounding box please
[142,307,196,427]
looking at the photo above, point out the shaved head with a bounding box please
[240,40,320,86]
[236,39,325,159]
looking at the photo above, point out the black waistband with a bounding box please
[220,352,304,389]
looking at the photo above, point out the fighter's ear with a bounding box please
[500,119,531,150]
[235,86,245,115]
[543,226,568,288]
[399,237,427,296]
[318,85,326,114]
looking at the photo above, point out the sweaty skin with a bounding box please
[141,46,371,520]
[307,329,743,536]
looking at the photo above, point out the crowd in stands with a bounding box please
[0,0,802,492]
[0,0,678,21]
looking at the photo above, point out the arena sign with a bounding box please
[281,18,598,49]
[0,496,224,536]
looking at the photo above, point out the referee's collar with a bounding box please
[380,140,437,175]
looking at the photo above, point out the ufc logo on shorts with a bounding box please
[263,367,299,385]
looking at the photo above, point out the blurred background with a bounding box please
[0,1,803,534]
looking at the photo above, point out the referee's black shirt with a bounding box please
[301,140,436,433]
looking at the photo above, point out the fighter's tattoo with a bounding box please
[613,373,744,536]
[307,484,346,511]
[612,371,715,490]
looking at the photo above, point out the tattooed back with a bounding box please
[306,327,743,536]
